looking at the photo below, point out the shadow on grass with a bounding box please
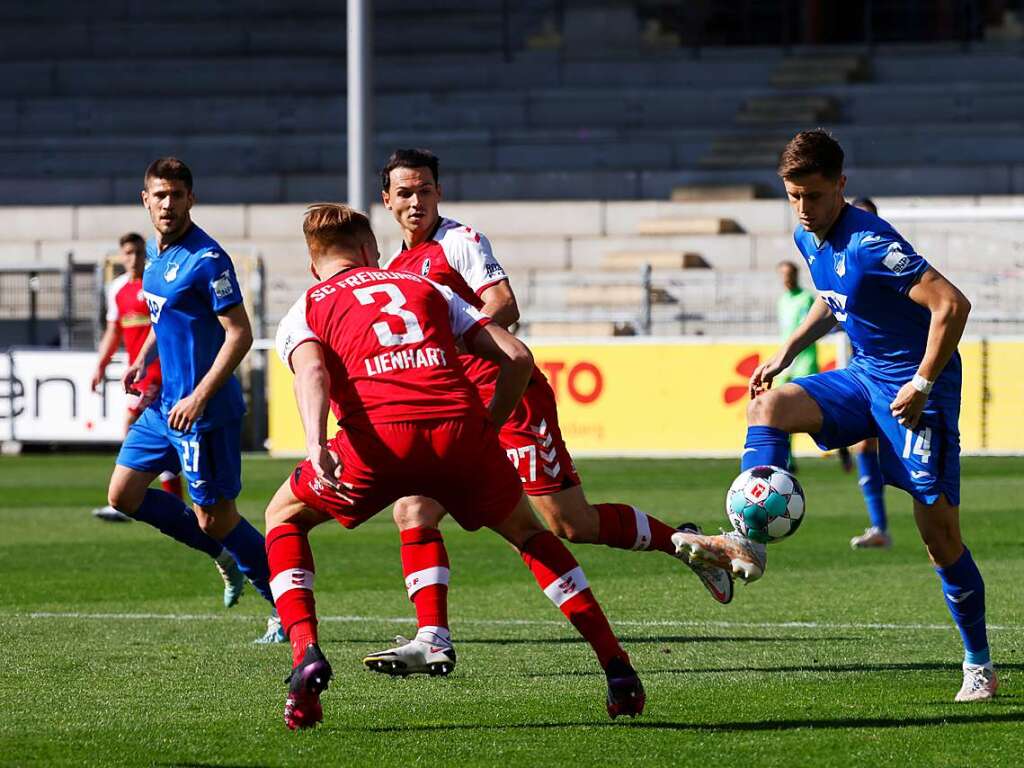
[528,661,1024,678]
[359,709,1024,735]
[325,635,855,647]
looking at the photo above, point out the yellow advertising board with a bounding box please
[267,338,1024,457]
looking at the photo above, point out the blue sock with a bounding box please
[856,451,887,531]
[936,547,989,665]
[220,517,274,605]
[741,426,791,471]
[133,489,223,559]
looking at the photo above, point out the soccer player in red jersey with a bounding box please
[90,233,183,520]
[360,149,733,675]
[266,204,644,730]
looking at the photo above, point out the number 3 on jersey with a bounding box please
[354,284,424,347]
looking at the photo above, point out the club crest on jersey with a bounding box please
[833,250,847,278]
[163,262,180,282]
[883,242,911,274]
[420,258,431,276]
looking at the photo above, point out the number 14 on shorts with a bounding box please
[902,426,932,464]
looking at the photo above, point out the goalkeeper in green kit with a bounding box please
[774,260,818,471]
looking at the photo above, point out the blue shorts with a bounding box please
[116,406,242,506]
[793,367,960,506]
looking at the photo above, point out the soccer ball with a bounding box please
[726,465,805,544]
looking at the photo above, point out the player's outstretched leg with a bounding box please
[266,520,330,728]
[364,522,456,676]
[850,441,891,549]
[494,497,643,719]
[532,488,734,605]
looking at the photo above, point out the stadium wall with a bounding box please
[265,336,1024,458]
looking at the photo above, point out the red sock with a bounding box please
[400,527,449,632]
[520,530,625,669]
[266,523,318,667]
[595,502,675,555]
[160,474,183,499]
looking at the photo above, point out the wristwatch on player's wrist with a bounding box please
[911,374,934,395]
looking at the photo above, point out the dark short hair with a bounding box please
[777,260,799,272]
[118,232,145,248]
[381,148,439,191]
[144,157,193,192]
[851,196,878,215]
[777,129,844,180]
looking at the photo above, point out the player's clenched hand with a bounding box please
[121,363,145,396]
[308,443,343,490]
[168,392,207,432]
[749,351,790,399]
[890,382,927,430]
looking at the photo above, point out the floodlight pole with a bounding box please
[347,0,374,213]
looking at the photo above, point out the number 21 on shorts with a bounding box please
[902,426,932,464]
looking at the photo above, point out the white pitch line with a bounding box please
[18,611,1022,633]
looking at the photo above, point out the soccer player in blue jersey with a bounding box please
[105,157,283,643]
[675,130,996,701]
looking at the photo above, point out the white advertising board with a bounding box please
[0,349,129,443]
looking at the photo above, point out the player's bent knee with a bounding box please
[747,392,781,427]
[392,496,445,529]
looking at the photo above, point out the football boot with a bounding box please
[672,529,767,583]
[674,523,734,604]
[955,663,998,702]
[362,635,456,677]
[284,643,333,730]
[605,657,645,719]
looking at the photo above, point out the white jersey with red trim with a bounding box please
[275,266,491,427]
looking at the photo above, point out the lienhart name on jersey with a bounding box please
[364,346,448,377]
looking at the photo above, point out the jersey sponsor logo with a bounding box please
[211,269,235,299]
[163,262,180,282]
[484,262,506,279]
[820,290,848,321]
[833,250,847,278]
[882,242,911,274]
[142,291,168,323]
[420,257,431,276]
[363,346,448,376]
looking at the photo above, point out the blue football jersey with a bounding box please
[142,224,246,430]
[793,204,960,395]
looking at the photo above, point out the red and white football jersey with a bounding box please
[387,217,526,402]
[275,266,491,426]
[106,273,160,385]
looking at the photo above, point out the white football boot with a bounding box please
[254,609,286,644]
[955,663,998,702]
[674,524,734,604]
[850,526,892,550]
[214,551,245,608]
[672,529,767,583]
[363,635,457,677]
[92,505,133,523]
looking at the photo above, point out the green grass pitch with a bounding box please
[1,453,1023,767]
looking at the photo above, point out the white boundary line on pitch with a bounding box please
[18,611,1022,633]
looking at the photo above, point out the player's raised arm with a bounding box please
[890,267,971,429]
[167,303,253,432]
[750,296,837,397]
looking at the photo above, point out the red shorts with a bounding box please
[126,377,161,415]
[290,417,523,531]
[499,378,580,496]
